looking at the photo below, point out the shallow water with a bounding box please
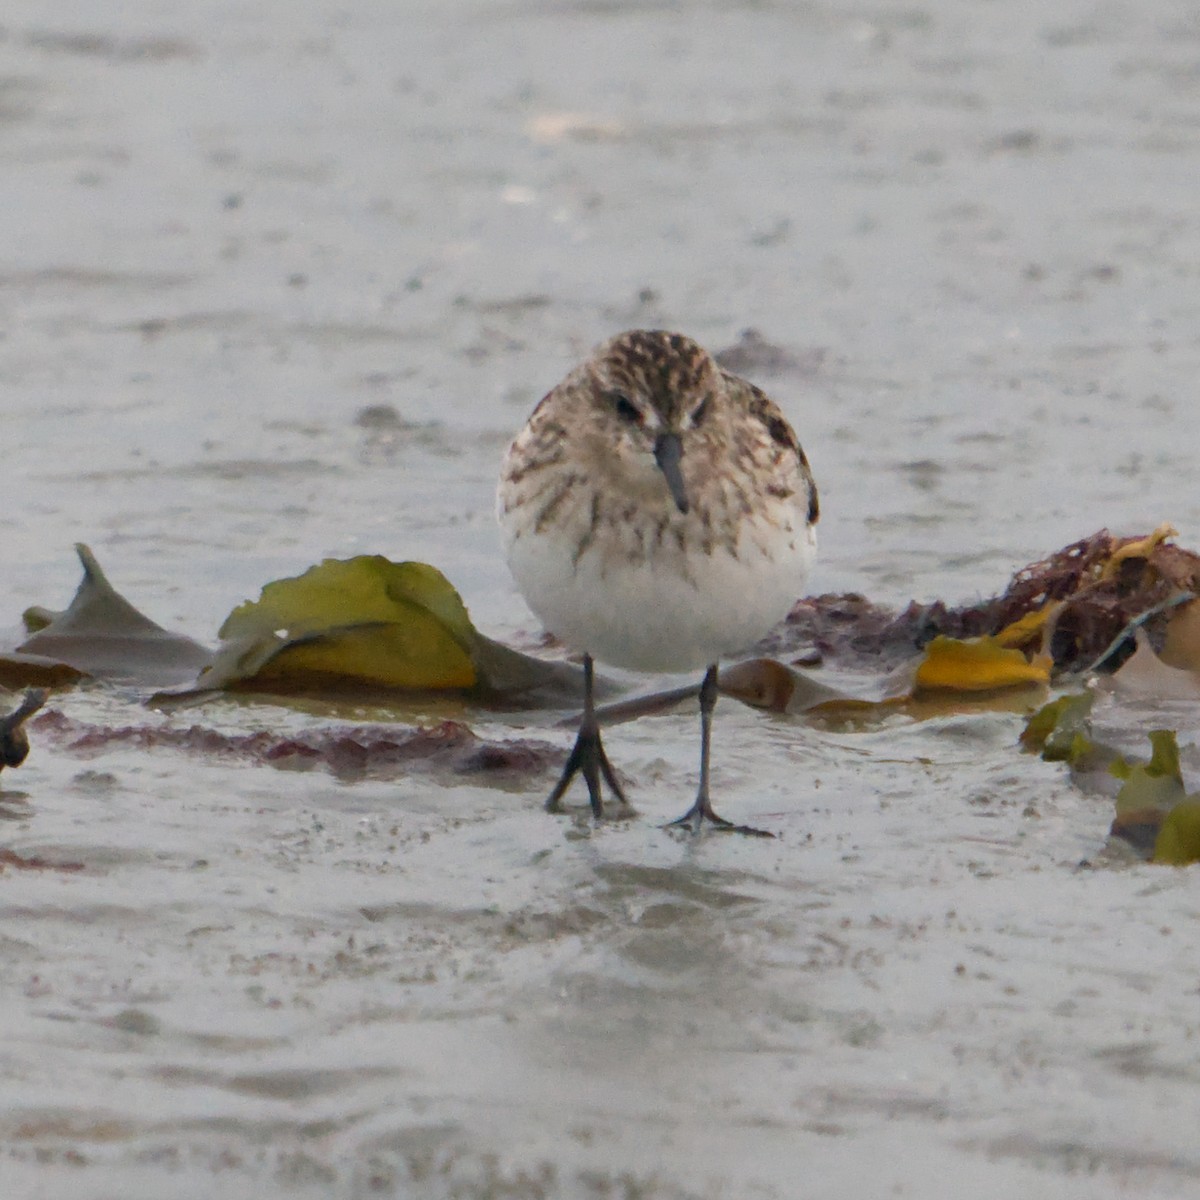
[4,1,1200,1196]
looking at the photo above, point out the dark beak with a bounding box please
[654,432,689,514]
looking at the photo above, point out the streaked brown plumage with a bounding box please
[498,330,818,833]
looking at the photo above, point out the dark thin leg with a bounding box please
[665,664,774,838]
[546,654,632,819]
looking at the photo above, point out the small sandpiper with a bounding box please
[497,329,818,833]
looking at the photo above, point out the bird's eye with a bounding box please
[607,391,642,424]
[691,396,711,426]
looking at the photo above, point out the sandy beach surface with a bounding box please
[3,2,1200,1196]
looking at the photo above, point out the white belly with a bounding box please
[501,508,816,673]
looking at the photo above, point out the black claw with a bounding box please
[546,657,774,836]
[664,798,776,839]
[545,654,633,821]
[662,664,775,838]
[545,722,629,818]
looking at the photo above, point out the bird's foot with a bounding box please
[664,795,775,838]
[545,721,634,820]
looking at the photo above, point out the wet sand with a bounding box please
[3,1,1200,1196]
